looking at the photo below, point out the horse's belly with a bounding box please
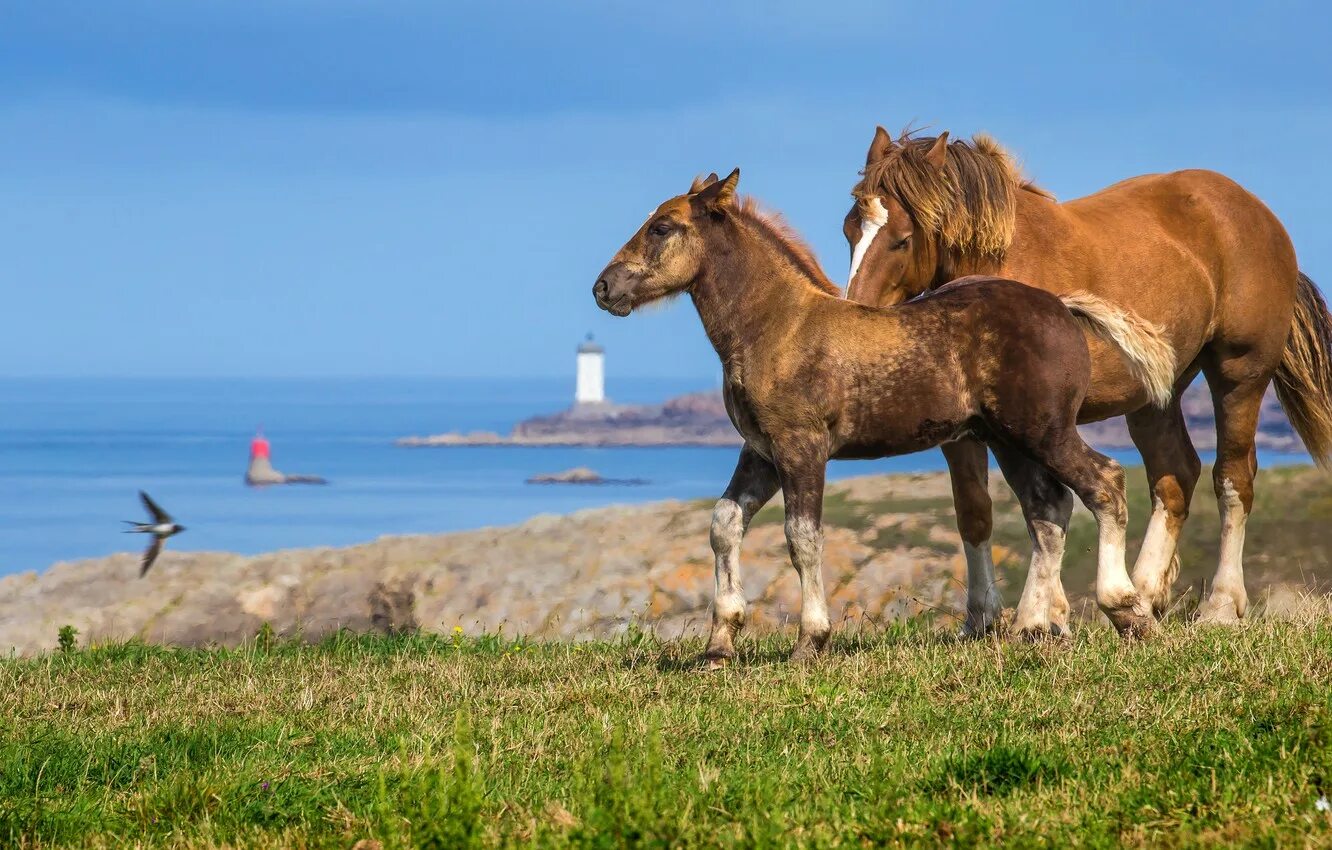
[831,414,969,460]
[1077,335,1156,421]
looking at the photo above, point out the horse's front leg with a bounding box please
[704,444,781,668]
[775,452,831,662]
[942,440,1005,637]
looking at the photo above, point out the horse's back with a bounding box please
[916,274,1069,318]
[1063,169,1295,271]
[907,276,1090,371]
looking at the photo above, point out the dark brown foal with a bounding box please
[593,170,1176,662]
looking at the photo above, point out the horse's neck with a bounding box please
[941,190,1065,282]
[999,189,1071,278]
[690,233,816,366]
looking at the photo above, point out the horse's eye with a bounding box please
[893,235,911,251]
[650,221,673,237]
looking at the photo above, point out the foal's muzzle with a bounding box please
[593,263,635,317]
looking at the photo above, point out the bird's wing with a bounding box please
[140,537,163,577]
[139,490,173,524]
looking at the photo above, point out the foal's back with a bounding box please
[795,276,1093,459]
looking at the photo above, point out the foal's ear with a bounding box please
[866,125,894,165]
[694,168,740,213]
[688,172,720,193]
[925,131,950,169]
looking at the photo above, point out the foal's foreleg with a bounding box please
[704,445,780,667]
[774,454,831,662]
[992,446,1074,639]
[942,441,1004,637]
[1125,398,1201,617]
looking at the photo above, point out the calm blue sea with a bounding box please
[0,378,1312,576]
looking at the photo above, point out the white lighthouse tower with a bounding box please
[575,333,606,406]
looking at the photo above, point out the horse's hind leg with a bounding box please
[1033,434,1154,637]
[991,446,1074,639]
[1196,356,1271,624]
[1126,395,1202,617]
[942,440,1004,637]
[704,444,781,667]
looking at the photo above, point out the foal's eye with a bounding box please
[650,221,674,236]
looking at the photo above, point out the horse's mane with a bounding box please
[734,196,842,296]
[853,130,1051,260]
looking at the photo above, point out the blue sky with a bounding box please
[1,1,1329,380]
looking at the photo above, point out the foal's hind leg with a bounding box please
[1196,357,1271,624]
[992,446,1074,639]
[1126,396,1202,617]
[704,445,781,667]
[942,441,1004,637]
[1035,434,1154,637]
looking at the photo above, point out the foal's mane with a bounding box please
[854,130,1052,259]
[733,196,842,296]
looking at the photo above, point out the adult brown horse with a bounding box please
[843,127,1332,636]
[593,169,1177,662]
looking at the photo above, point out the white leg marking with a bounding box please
[1131,495,1177,610]
[1094,512,1136,608]
[1200,478,1248,621]
[710,499,746,623]
[1012,519,1069,635]
[847,196,888,287]
[786,516,830,642]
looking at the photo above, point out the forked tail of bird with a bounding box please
[1060,291,1178,408]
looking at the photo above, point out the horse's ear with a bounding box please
[689,172,720,193]
[866,125,894,165]
[925,131,950,169]
[695,168,739,213]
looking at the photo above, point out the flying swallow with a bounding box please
[123,491,186,577]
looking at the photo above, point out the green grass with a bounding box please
[3,623,1331,848]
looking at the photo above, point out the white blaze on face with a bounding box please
[847,195,889,289]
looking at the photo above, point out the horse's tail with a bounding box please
[1059,292,1177,408]
[1273,272,1332,469]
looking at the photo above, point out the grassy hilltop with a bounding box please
[3,463,1330,847]
[3,621,1331,848]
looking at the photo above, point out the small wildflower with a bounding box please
[453,626,463,634]
[1317,796,1331,812]
[261,781,270,791]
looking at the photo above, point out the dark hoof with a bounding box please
[1014,621,1068,642]
[788,637,828,664]
[702,646,734,670]
[1107,608,1157,639]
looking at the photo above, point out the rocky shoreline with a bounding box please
[2,465,1327,657]
[396,391,742,447]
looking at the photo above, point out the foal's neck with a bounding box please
[689,220,825,366]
